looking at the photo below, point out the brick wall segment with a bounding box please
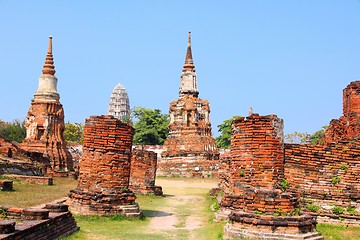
[130,149,163,195]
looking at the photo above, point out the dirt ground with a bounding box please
[148,178,218,234]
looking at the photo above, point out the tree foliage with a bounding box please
[215,116,242,149]
[64,121,84,144]
[132,107,169,145]
[0,119,26,143]
[310,126,327,145]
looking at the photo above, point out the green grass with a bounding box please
[65,178,225,240]
[2,176,359,240]
[0,177,76,207]
[317,223,360,240]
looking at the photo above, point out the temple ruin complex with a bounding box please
[159,32,219,177]
[21,36,73,174]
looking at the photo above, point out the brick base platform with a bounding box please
[224,211,323,240]
[0,204,79,240]
[68,189,141,217]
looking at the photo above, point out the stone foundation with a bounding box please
[130,149,162,195]
[69,189,140,217]
[68,115,141,217]
[225,211,321,240]
[0,204,79,240]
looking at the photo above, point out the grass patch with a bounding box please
[65,178,225,240]
[0,177,76,207]
[317,223,360,240]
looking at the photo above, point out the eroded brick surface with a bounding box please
[21,101,73,173]
[68,115,141,217]
[0,204,79,239]
[221,114,320,238]
[325,81,360,143]
[130,149,163,195]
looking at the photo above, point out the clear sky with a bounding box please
[0,1,359,137]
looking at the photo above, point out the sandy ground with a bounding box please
[148,178,217,233]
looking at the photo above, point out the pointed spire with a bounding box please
[182,31,195,72]
[42,36,56,76]
[248,106,253,116]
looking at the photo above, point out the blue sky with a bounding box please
[0,1,359,137]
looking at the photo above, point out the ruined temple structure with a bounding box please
[325,81,360,143]
[221,114,323,239]
[130,148,163,195]
[107,83,130,121]
[68,115,141,217]
[284,81,360,225]
[159,32,219,177]
[21,36,73,174]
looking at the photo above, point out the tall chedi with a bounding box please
[107,83,131,121]
[160,32,219,177]
[22,36,73,174]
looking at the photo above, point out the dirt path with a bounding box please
[147,178,218,238]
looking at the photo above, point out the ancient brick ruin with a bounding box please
[0,203,79,239]
[325,81,360,143]
[130,148,163,195]
[283,81,360,225]
[21,36,73,174]
[0,137,44,176]
[220,114,323,239]
[69,115,141,217]
[160,32,219,177]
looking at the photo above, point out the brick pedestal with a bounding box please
[69,115,141,217]
[222,114,322,239]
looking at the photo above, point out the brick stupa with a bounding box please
[221,114,323,239]
[21,36,73,174]
[68,115,141,217]
[159,32,219,177]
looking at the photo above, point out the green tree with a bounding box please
[215,116,242,149]
[310,126,327,145]
[132,107,169,145]
[0,119,26,143]
[63,121,84,144]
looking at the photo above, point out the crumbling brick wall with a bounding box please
[325,81,360,143]
[130,149,162,195]
[69,115,140,217]
[285,141,360,202]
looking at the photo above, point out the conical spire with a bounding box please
[42,36,56,76]
[182,31,195,72]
